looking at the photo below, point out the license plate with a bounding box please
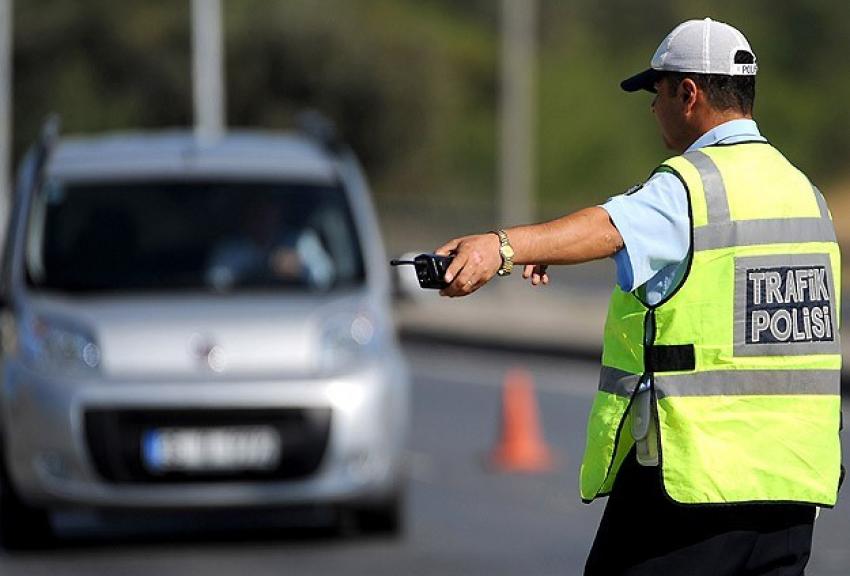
[141,426,282,473]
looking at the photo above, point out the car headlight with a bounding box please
[19,314,101,376]
[318,311,380,374]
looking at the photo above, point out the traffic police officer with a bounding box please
[436,18,841,575]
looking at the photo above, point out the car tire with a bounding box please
[337,488,405,538]
[0,444,55,551]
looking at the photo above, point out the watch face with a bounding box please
[502,245,515,259]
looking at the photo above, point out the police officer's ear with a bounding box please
[679,78,699,109]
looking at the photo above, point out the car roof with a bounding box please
[46,130,339,184]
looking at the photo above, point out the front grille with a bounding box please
[84,408,332,484]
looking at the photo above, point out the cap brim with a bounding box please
[620,68,662,93]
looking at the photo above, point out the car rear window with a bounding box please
[25,180,366,294]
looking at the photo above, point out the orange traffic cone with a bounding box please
[489,368,554,472]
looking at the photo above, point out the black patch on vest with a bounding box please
[646,344,696,372]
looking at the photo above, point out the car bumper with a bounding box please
[1,359,410,510]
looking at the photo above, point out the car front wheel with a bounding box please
[336,488,405,538]
[0,446,54,551]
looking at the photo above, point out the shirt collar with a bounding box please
[686,118,765,152]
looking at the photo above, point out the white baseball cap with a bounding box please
[621,18,757,93]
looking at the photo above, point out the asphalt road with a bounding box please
[0,340,848,575]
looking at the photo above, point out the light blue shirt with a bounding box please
[601,119,766,304]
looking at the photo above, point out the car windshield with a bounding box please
[25,180,366,294]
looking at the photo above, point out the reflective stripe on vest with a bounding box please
[685,150,837,250]
[579,142,842,506]
[600,365,838,398]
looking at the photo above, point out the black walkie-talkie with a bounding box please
[390,253,454,289]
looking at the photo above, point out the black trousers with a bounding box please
[584,452,816,576]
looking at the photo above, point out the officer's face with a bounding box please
[651,77,689,152]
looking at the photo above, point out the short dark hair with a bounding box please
[665,50,756,114]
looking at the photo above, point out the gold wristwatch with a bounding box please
[493,229,514,276]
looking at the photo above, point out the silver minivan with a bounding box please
[0,119,410,549]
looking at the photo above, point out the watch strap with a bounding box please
[492,229,514,276]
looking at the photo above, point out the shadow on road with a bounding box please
[8,507,401,556]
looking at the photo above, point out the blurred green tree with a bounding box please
[12,0,850,249]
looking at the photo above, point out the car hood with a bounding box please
[21,291,377,379]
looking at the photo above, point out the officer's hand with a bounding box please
[523,264,549,286]
[435,233,501,297]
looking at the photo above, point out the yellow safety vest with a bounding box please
[580,141,842,505]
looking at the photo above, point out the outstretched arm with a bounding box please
[435,206,623,297]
